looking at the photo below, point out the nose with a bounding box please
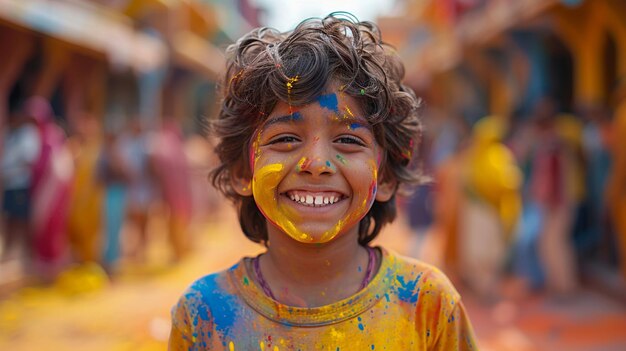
[297,142,336,176]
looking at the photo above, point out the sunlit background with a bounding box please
[1,0,626,350]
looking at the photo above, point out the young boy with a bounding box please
[169,13,478,350]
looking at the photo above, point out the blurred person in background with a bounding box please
[0,101,40,263]
[607,78,626,282]
[118,118,156,263]
[512,98,579,296]
[184,133,222,226]
[555,109,587,261]
[27,96,74,282]
[427,113,471,272]
[98,126,131,275]
[66,113,104,264]
[150,119,192,263]
[458,116,522,302]
[579,103,612,263]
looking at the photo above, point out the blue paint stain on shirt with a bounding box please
[188,273,240,339]
[317,93,338,112]
[396,275,421,303]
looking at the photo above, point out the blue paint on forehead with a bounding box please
[317,93,339,113]
[349,122,364,130]
[291,111,302,120]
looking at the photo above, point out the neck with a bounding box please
[258,224,370,306]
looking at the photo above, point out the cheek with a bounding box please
[365,162,378,206]
[252,163,285,212]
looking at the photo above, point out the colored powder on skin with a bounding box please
[317,160,378,243]
[260,341,265,350]
[296,157,311,172]
[365,163,378,208]
[229,341,235,351]
[336,154,348,165]
[325,160,336,172]
[289,111,302,121]
[253,163,313,243]
[348,122,363,130]
[253,156,379,244]
[343,106,354,119]
[317,93,339,113]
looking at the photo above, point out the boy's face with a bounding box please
[247,89,389,244]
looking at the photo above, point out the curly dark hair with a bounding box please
[210,12,422,246]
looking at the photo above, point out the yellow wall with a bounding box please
[554,0,626,104]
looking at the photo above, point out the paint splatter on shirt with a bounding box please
[169,249,478,350]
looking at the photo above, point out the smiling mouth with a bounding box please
[284,191,346,207]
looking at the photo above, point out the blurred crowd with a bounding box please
[405,83,626,303]
[0,95,221,284]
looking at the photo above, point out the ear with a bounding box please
[231,162,253,196]
[375,176,397,202]
[232,176,252,196]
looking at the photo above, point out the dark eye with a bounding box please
[268,135,299,144]
[336,136,365,146]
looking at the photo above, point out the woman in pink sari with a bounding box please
[26,97,74,280]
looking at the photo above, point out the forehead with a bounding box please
[266,88,367,125]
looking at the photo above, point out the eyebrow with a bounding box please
[262,112,303,128]
[262,111,373,132]
[339,115,373,132]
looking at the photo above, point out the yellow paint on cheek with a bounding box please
[252,163,313,242]
[318,160,378,243]
[252,158,379,244]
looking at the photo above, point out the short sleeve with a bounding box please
[414,265,479,350]
[432,300,479,350]
[169,298,195,351]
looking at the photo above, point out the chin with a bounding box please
[279,220,359,245]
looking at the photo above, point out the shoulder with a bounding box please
[384,250,461,306]
[172,261,243,320]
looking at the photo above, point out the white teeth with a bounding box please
[287,193,342,206]
[315,196,323,205]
